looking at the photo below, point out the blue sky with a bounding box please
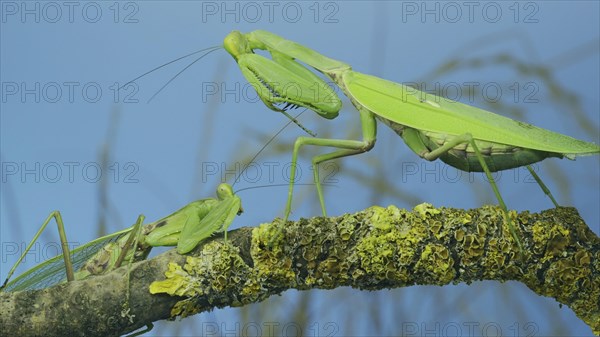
[1,1,599,336]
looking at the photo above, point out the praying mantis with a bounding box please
[222,30,599,248]
[1,183,242,292]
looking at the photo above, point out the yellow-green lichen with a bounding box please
[480,237,509,277]
[251,213,364,289]
[368,205,396,230]
[532,221,570,261]
[414,203,441,219]
[355,235,401,282]
[250,222,296,287]
[460,233,485,261]
[415,244,455,284]
[337,215,358,240]
[149,241,252,318]
[149,261,197,297]
[452,206,527,280]
[311,215,361,287]
[457,206,517,266]
[354,205,432,286]
[544,251,592,298]
[148,206,594,328]
[428,208,470,242]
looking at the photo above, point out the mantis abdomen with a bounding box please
[74,222,157,280]
[387,121,562,172]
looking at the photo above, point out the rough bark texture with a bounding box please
[1,205,598,336]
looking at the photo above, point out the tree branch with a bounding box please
[1,205,598,336]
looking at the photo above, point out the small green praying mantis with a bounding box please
[1,183,242,292]
[223,30,599,248]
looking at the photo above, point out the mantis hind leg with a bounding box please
[1,211,74,291]
[422,133,523,252]
[119,215,145,325]
[269,114,376,246]
[281,108,377,226]
[284,137,374,222]
[311,148,370,216]
[114,215,146,269]
[469,139,523,252]
[268,139,372,247]
[526,165,560,207]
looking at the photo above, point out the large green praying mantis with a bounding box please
[222,30,599,248]
[1,183,242,292]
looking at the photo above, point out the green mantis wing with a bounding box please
[344,71,600,156]
[177,195,242,254]
[144,198,218,247]
[3,227,133,292]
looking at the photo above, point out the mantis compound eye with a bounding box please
[223,31,251,61]
[216,183,234,200]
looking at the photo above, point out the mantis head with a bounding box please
[223,31,252,61]
[217,183,243,215]
[216,183,234,200]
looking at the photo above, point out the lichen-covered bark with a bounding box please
[0,205,598,336]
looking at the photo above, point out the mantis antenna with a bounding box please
[231,108,336,211]
[118,45,221,91]
[120,44,316,135]
[231,108,313,190]
[145,47,222,103]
